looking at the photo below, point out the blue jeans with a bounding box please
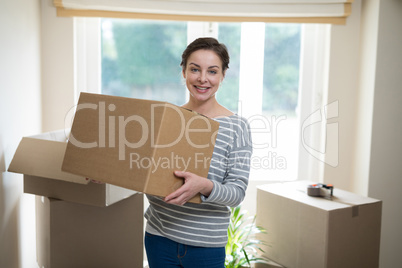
[144,232,226,268]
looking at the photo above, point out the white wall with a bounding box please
[323,0,362,191]
[0,0,42,267]
[367,1,402,267]
[41,0,75,132]
[352,0,379,196]
[322,0,402,267]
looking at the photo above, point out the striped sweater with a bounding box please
[144,115,253,247]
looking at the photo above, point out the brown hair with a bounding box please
[180,37,230,74]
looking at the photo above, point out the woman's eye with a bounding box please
[209,70,217,75]
[191,68,199,72]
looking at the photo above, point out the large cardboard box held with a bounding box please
[256,181,382,268]
[7,129,137,207]
[36,194,143,268]
[62,93,220,203]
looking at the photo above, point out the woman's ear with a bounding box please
[182,69,186,79]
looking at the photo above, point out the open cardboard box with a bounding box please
[257,180,382,268]
[8,129,137,207]
[62,93,220,203]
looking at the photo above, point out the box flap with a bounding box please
[257,181,381,211]
[8,136,88,184]
[30,129,70,142]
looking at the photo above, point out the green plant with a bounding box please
[225,205,270,268]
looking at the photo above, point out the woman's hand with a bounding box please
[164,171,213,206]
[86,178,104,184]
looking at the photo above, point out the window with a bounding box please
[76,18,327,181]
[215,22,301,181]
[101,19,187,105]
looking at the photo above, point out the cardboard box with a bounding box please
[24,175,136,207]
[62,93,220,203]
[256,181,382,268]
[36,193,144,268]
[8,129,137,206]
[254,259,285,268]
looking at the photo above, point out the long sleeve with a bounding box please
[202,115,252,207]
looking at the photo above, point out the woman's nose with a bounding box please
[198,72,207,83]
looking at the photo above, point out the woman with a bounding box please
[144,37,253,268]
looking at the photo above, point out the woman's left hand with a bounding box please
[164,171,213,206]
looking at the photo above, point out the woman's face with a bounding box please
[182,49,225,103]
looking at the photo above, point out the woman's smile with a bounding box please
[194,85,210,92]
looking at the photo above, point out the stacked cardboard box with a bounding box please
[257,181,382,268]
[8,128,143,267]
